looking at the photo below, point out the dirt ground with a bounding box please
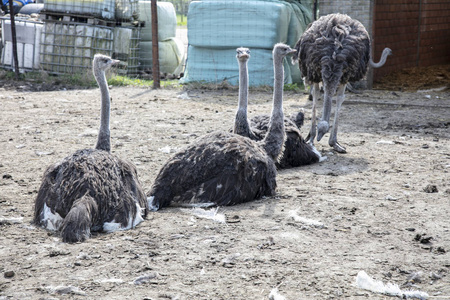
[0,75,449,300]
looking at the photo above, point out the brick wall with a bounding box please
[373,0,450,81]
[318,0,450,84]
[319,0,373,33]
[318,0,375,87]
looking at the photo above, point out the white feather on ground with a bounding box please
[131,272,158,285]
[356,270,429,300]
[376,140,395,145]
[96,278,124,284]
[268,287,286,300]
[0,216,23,225]
[158,145,174,154]
[181,207,226,223]
[287,210,325,228]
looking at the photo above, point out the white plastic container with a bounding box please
[44,0,115,20]
[1,19,43,71]
[116,0,139,21]
[40,22,113,74]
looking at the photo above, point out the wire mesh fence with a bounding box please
[0,0,314,85]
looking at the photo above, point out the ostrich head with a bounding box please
[273,43,297,60]
[384,48,393,56]
[236,47,250,62]
[317,120,329,141]
[93,54,120,76]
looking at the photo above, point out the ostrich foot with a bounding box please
[332,142,347,153]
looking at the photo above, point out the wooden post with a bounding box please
[8,1,20,78]
[151,0,160,88]
[313,0,318,21]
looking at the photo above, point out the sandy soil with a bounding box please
[0,82,449,300]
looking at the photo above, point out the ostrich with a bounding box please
[233,47,324,168]
[147,44,296,210]
[308,47,392,96]
[293,13,392,153]
[33,54,148,243]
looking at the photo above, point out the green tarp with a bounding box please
[181,0,314,86]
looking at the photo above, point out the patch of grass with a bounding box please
[283,83,305,92]
[0,68,98,87]
[0,69,17,80]
[177,14,187,26]
[62,72,97,87]
[108,75,152,87]
[108,75,181,88]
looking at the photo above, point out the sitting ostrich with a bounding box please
[33,54,148,243]
[233,47,323,168]
[293,13,392,153]
[147,44,296,210]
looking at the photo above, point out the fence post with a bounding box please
[151,0,160,88]
[8,1,20,78]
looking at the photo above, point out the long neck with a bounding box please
[370,48,389,68]
[95,69,111,152]
[262,55,285,160]
[234,59,252,137]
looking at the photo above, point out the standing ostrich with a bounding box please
[293,13,392,153]
[233,47,323,168]
[147,44,296,210]
[33,54,148,243]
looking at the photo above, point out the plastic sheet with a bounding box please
[187,0,290,49]
[180,46,292,86]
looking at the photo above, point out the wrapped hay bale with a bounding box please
[180,46,292,86]
[138,1,177,42]
[139,37,185,75]
[187,0,290,49]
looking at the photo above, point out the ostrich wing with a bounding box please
[148,132,277,209]
[34,149,148,234]
[250,114,320,168]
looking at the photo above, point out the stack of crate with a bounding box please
[39,0,141,75]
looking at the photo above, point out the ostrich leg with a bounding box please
[329,84,346,153]
[307,83,320,144]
